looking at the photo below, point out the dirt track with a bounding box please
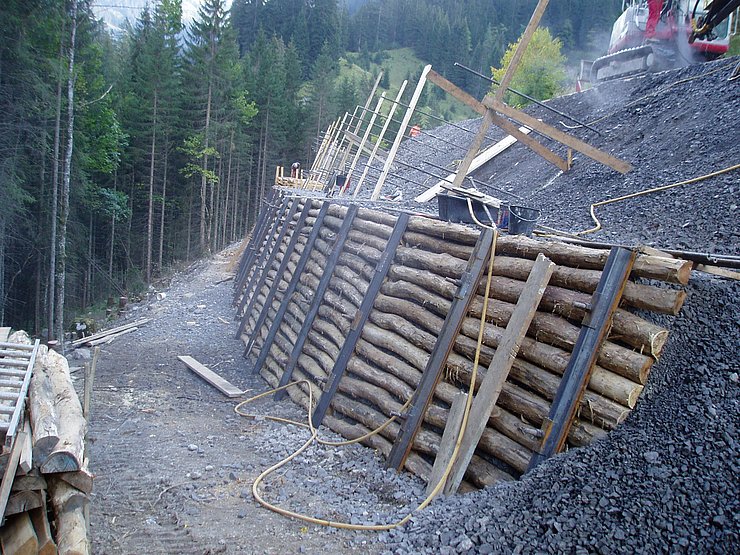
[86,248,389,554]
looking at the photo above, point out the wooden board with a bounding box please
[0,328,10,343]
[445,254,554,494]
[177,356,243,398]
[426,391,467,498]
[414,125,531,202]
[0,428,27,519]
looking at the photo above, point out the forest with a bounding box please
[0,0,624,338]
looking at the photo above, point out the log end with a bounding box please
[40,452,81,475]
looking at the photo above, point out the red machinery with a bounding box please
[584,0,739,83]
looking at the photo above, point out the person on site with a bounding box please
[646,0,664,38]
[291,161,301,178]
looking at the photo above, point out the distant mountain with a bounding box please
[92,0,219,33]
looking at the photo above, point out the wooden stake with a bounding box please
[371,65,431,200]
[445,254,554,494]
[426,391,468,498]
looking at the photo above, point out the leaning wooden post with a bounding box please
[426,391,468,498]
[386,228,495,470]
[451,0,551,190]
[444,254,555,494]
[352,81,408,198]
[312,213,410,425]
[370,65,431,200]
[528,247,636,471]
[341,92,386,196]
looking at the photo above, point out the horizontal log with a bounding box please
[495,235,691,284]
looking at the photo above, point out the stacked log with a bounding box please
[0,331,91,555]
[234,198,688,489]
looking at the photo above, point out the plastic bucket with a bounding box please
[508,205,540,236]
[437,193,498,226]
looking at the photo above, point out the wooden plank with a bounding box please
[0,349,32,358]
[85,326,138,346]
[0,328,10,343]
[528,247,636,471]
[237,199,302,340]
[243,200,312,358]
[445,254,555,494]
[0,342,34,351]
[249,203,330,373]
[17,420,33,475]
[312,213,410,425]
[494,0,551,100]
[345,93,386,187]
[70,318,150,347]
[11,475,47,493]
[58,465,94,496]
[695,264,740,280]
[178,356,244,398]
[486,98,633,174]
[426,391,468,498]
[371,65,432,200]
[387,229,495,470]
[0,512,38,554]
[275,205,359,398]
[425,69,568,176]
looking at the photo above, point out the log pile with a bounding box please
[235,195,689,489]
[0,331,91,555]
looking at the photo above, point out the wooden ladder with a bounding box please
[0,340,41,450]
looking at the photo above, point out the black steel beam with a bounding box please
[386,228,495,470]
[249,203,330,373]
[243,201,312,358]
[233,194,279,302]
[274,205,359,399]
[312,212,410,426]
[234,199,292,338]
[236,199,302,342]
[527,246,636,471]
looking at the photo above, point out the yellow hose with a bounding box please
[538,163,740,238]
[235,219,499,531]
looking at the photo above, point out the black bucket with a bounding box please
[335,174,348,191]
[508,205,540,236]
[438,193,498,226]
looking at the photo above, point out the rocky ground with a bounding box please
[83,249,424,554]
[82,57,738,554]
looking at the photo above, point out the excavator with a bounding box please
[583,0,740,83]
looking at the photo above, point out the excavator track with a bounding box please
[590,45,655,82]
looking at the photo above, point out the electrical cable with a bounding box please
[234,219,499,531]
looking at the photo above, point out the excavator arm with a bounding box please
[690,0,740,42]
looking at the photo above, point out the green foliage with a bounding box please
[492,27,567,107]
[729,34,740,56]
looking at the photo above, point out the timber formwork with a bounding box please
[234,194,690,491]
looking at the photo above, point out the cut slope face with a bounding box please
[374,57,738,256]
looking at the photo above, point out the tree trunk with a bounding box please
[55,0,78,343]
[146,90,158,284]
[200,81,213,254]
[158,145,168,273]
[48,25,65,341]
